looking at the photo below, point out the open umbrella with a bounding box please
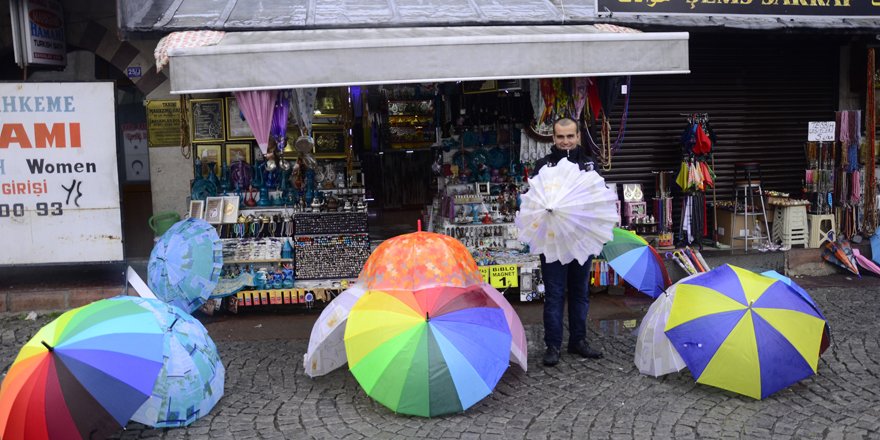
[357,231,484,291]
[303,284,366,377]
[128,297,224,428]
[148,218,223,313]
[305,283,527,378]
[515,158,618,265]
[634,274,702,377]
[665,264,827,399]
[821,238,860,277]
[760,270,831,355]
[0,297,166,440]
[600,228,672,298]
[344,285,511,417]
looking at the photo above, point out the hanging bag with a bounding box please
[694,123,713,154]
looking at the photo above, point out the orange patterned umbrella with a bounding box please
[358,231,484,291]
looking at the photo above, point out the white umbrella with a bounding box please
[516,159,619,265]
[634,274,702,377]
[303,284,365,377]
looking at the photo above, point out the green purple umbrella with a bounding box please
[148,218,223,313]
[600,228,671,298]
[344,286,511,417]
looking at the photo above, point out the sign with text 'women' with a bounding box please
[0,82,123,264]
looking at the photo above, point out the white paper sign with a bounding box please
[808,121,835,142]
[0,82,123,264]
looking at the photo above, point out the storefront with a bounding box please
[126,20,690,310]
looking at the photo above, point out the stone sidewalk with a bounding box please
[2,284,880,439]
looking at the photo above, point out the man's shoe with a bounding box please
[568,340,603,359]
[543,346,561,366]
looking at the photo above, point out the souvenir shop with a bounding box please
[147,25,691,310]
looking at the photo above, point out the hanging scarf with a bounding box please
[573,77,589,120]
[539,79,555,125]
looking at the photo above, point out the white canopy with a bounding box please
[166,25,689,93]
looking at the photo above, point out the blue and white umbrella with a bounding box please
[148,218,223,313]
[126,297,225,428]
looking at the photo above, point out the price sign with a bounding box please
[478,264,520,287]
[479,266,490,284]
[808,121,835,142]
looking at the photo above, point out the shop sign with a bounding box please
[10,0,66,67]
[146,100,182,147]
[0,82,123,265]
[596,0,880,16]
[479,264,520,288]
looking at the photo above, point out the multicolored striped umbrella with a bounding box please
[344,286,511,417]
[665,264,827,399]
[148,218,223,313]
[128,297,225,428]
[0,297,166,440]
[357,231,484,291]
[600,228,671,298]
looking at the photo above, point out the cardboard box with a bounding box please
[715,207,774,247]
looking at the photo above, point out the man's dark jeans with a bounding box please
[541,255,591,349]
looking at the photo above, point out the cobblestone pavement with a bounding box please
[2,285,880,439]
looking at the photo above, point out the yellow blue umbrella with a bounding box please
[664,264,827,400]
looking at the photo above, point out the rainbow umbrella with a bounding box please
[0,297,166,440]
[148,218,223,313]
[357,231,484,291]
[664,264,827,399]
[600,228,672,298]
[344,285,511,417]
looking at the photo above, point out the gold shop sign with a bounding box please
[146,100,182,147]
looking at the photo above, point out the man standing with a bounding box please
[532,117,604,366]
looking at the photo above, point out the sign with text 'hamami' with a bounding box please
[0,82,123,265]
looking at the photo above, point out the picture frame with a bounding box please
[195,144,222,178]
[225,97,255,140]
[313,126,346,158]
[314,87,344,119]
[462,80,498,94]
[190,98,225,143]
[224,143,252,166]
[475,182,491,195]
[204,197,225,224]
[188,200,204,220]
[222,196,240,223]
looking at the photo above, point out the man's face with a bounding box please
[553,123,580,150]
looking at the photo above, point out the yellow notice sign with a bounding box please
[484,264,519,288]
[479,266,491,284]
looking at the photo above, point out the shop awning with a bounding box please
[165,25,689,94]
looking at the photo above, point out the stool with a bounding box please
[807,214,836,248]
[772,205,808,248]
[733,162,771,252]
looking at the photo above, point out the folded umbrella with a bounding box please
[148,218,224,313]
[600,227,671,298]
[853,248,880,277]
[821,239,860,277]
[345,285,511,417]
[516,159,618,265]
[0,297,166,440]
[128,297,224,428]
[665,264,827,399]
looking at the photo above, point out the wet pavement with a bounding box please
[2,279,880,439]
